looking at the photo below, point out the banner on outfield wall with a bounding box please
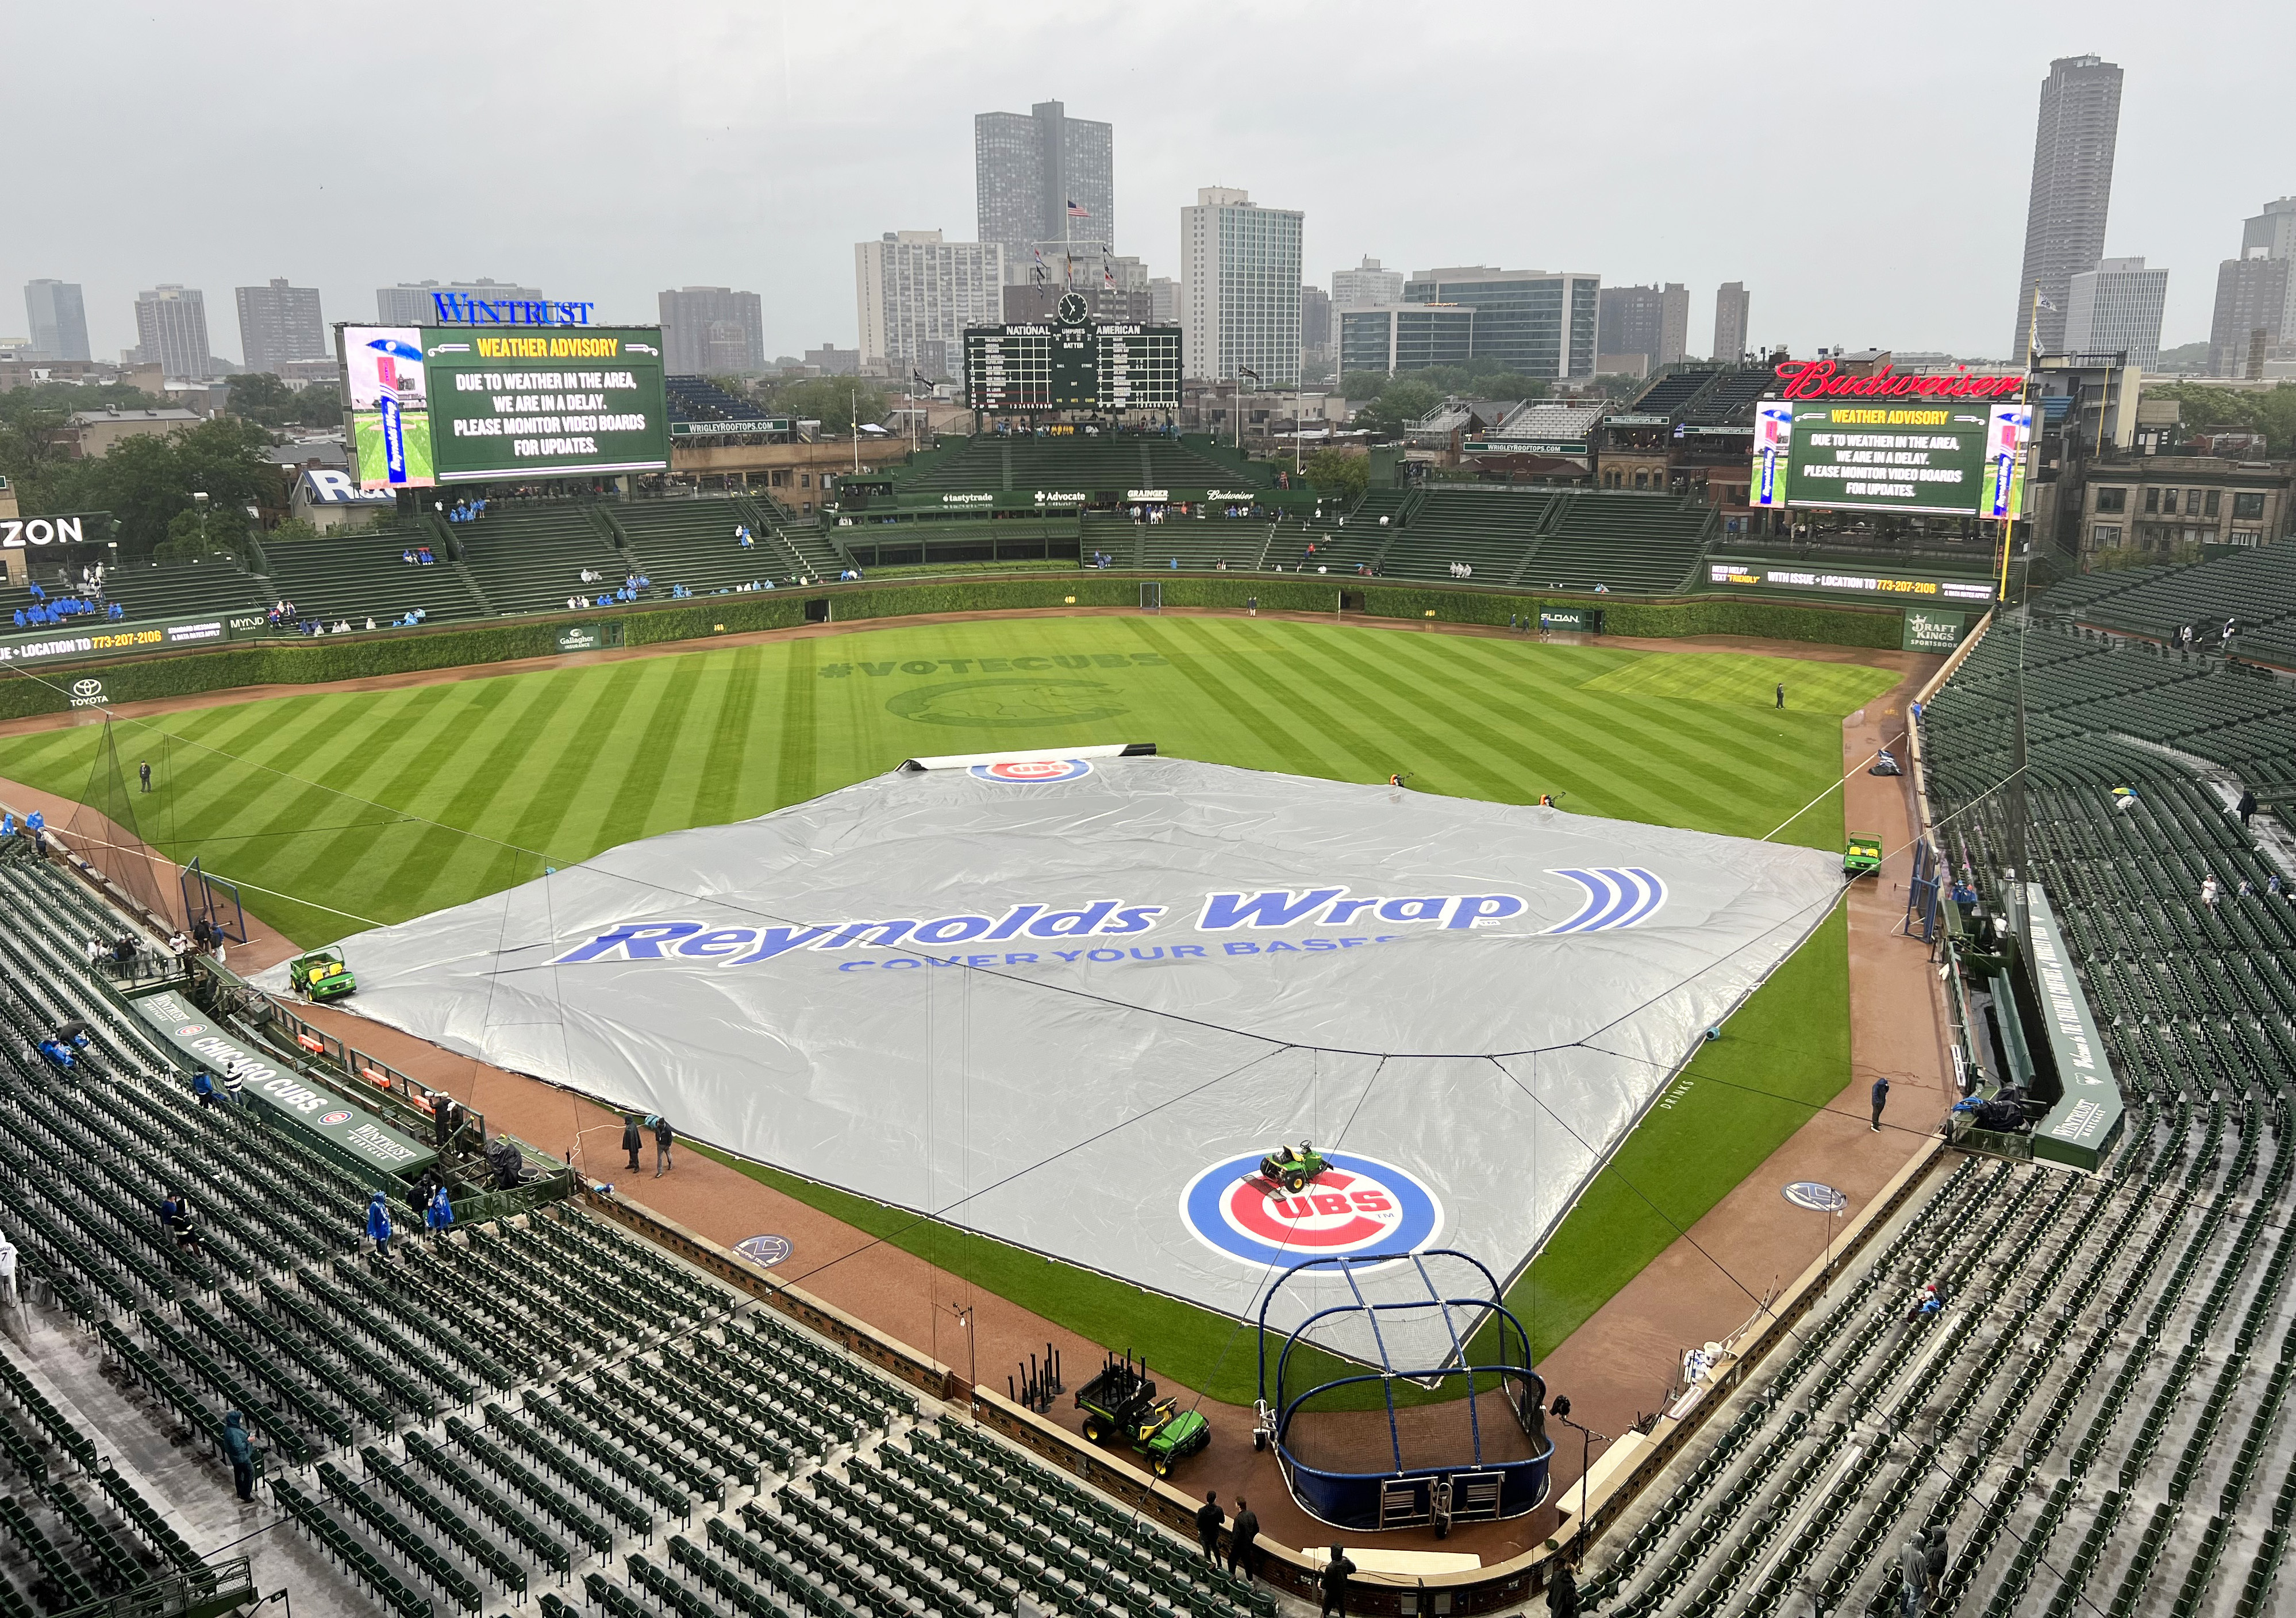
[0,614,235,669]
[555,622,626,653]
[131,990,438,1182]
[1901,608,1967,653]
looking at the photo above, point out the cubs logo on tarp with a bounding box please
[970,758,1094,785]
[1180,1151,1443,1271]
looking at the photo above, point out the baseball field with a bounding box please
[0,614,1895,1392]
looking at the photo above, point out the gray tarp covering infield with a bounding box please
[262,755,1842,1365]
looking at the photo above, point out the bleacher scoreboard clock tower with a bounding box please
[964,297,1182,414]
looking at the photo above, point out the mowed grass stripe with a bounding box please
[495,666,660,864]
[1124,619,1351,781]
[368,671,607,916]
[594,654,714,846]
[687,647,764,828]
[773,639,821,808]
[1372,634,1794,830]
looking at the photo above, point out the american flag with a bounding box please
[1066,199,1089,218]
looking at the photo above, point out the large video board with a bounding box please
[965,298,1182,413]
[343,326,671,490]
[1749,399,2030,519]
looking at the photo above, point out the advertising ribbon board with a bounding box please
[133,991,437,1183]
[0,614,233,668]
[2012,885,2124,1171]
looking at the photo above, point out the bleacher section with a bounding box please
[259,531,490,625]
[2042,545,2296,669]
[0,837,1274,1618]
[454,506,630,614]
[610,501,798,595]
[1677,367,1775,426]
[2,556,266,629]
[1530,494,1714,594]
[1378,488,1552,583]
[1583,621,2296,1618]
[1621,368,1722,419]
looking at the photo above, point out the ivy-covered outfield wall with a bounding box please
[0,574,1905,722]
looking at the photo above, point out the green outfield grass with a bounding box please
[0,615,1893,1396]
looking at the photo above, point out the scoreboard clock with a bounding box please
[965,305,1182,414]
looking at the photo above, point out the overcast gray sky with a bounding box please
[9,1,2291,368]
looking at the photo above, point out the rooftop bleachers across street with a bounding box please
[259,530,490,627]
[1676,366,1776,426]
[1529,491,1713,594]
[453,504,630,614]
[0,818,1265,1618]
[666,376,760,424]
[1583,615,2296,1618]
[1622,367,1722,419]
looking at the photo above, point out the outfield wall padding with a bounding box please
[0,575,1905,722]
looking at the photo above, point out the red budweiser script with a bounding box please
[1774,360,2023,401]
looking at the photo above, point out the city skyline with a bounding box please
[3,6,2291,369]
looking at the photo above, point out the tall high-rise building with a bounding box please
[975,101,1114,270]
[2205,197,2296,376]
[2208,256,2291,379]
[853,230,1005,381]
[1332,256,1405,306]
[376,279,543,325]
[1713,282,1750,363]
[1148,278,1180,325]
[23,280,90,362]
[1595,283,1687,370]
[1180,187,1304,385]
[2063,257,2167,367]
[134,285,212,379]
[1300,287,1332,358]
[1405,267,1599,379]
[659,287,766,374]
[2009,55,2123,358]
[234,278,326,374]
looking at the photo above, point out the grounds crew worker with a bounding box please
[1228,1499,1259,1578]
[622,1113,645,1173]
[1871,1074,1890,1132]
[653,1113,675,1177]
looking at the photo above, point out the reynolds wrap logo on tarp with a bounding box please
[545,874,1671,971]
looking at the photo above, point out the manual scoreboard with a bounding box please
[965,293,1182,413]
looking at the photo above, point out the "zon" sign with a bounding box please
[1,516,90,547]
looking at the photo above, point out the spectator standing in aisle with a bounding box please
[1319,1547,1356,1618]
[653,1113,675,1177]
[1545,1559,1580,1617]
[425,1185,455,1235]
[622,1113,644,1173]
[1926,1524,1948,1590]
[1195,1492,1222,1560]
[1228,1498,1259,1578]
[224,1063,245,1108]
[2201,874,2220,908]
[222,1411,255,1502]
[1897,1532,1928,1617]
[2237,787,2256,829]
[364,1193,393,1261]
[191,1070,215,1109]
[1871,1074,1890,1132]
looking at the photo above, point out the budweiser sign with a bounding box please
[1773,359,2022,401]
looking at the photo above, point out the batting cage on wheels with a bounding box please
[1255,1250,1550,1533]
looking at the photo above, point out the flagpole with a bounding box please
[2000,284,2041,604]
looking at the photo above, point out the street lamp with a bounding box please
[1549,1394,1609,1563]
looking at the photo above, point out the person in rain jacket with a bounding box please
[222,1411,255,1501]
[621,1113,644,1173]
[364,1193,393,1260]
[191,1070,216,1108]
[424,1185,454,1233]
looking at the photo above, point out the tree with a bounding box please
[154,505,252,562]
[763,376,887,437]
[1302,448,1369,503]
[263,517,324,546]
[293,385,343,428]
[226,371,300,428]
[54,416,277,560]
[2144,381,2296,456]
[1353,378,1441,437]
